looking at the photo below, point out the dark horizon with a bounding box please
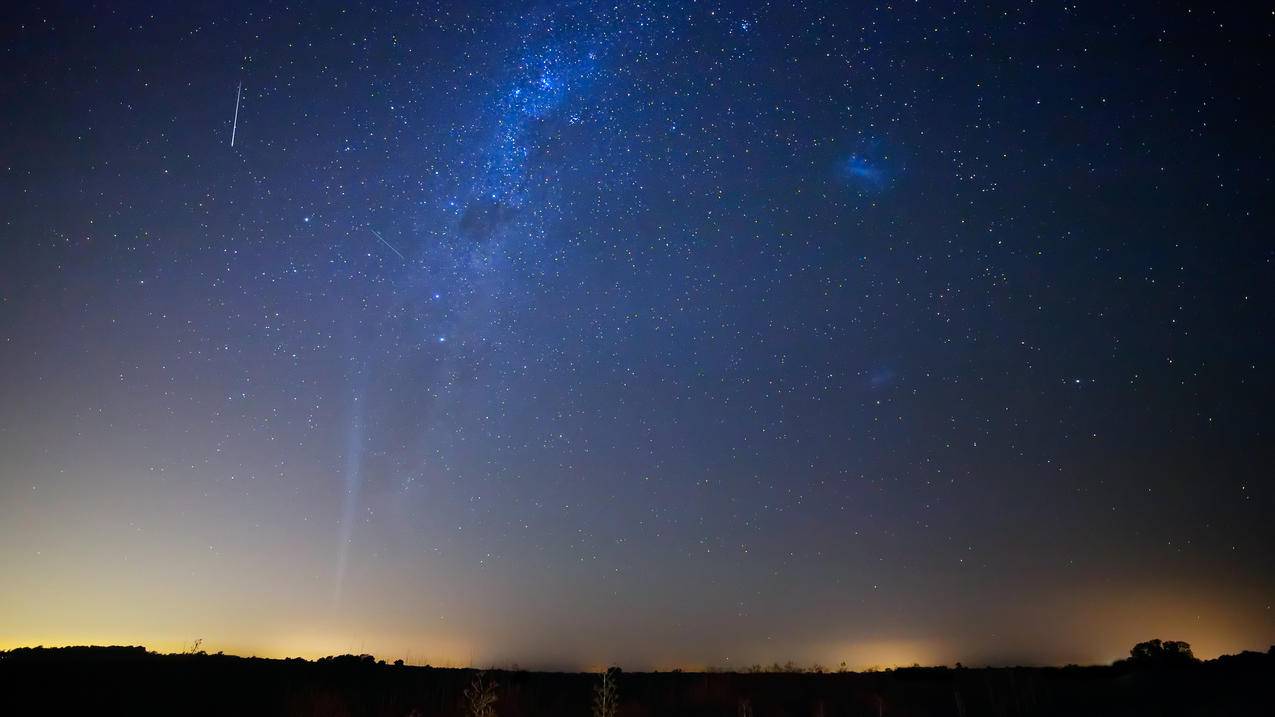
[1,1,1272,669]
[6,639,1273,672]
[7,643,1274,717]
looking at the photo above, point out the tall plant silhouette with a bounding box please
[592,667,620,717]
[464,671,499,717]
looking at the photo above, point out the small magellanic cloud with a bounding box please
[836,141,898,194]
[840,154,892,192]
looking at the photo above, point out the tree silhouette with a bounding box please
[1128,639,1197,665]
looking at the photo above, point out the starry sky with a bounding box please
[1,1,1272,670]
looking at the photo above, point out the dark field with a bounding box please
[3,645,1274,716]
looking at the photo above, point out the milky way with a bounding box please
[333,2,677,605]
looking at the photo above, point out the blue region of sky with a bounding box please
[0,1,1272,668]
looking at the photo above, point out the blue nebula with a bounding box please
[839,153,890,192]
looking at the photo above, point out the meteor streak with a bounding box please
[369,228,405,260]
[230,82,242,147]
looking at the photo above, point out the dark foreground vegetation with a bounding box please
[2,641,1273,716]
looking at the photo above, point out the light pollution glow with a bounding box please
[2,0,1273,673]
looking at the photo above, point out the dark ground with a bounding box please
[2,645,1273,716]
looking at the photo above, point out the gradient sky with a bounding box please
[1,1,1272,670]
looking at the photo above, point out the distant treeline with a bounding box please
[2,641,1273,716]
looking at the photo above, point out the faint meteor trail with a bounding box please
[370,228,405,260]
[230,82,242,147]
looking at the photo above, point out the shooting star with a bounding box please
[230,82,242,147]
[369,228,405,260]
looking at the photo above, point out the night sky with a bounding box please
[1,2,1272,670]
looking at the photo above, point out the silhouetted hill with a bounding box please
[2,644,1274,716]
